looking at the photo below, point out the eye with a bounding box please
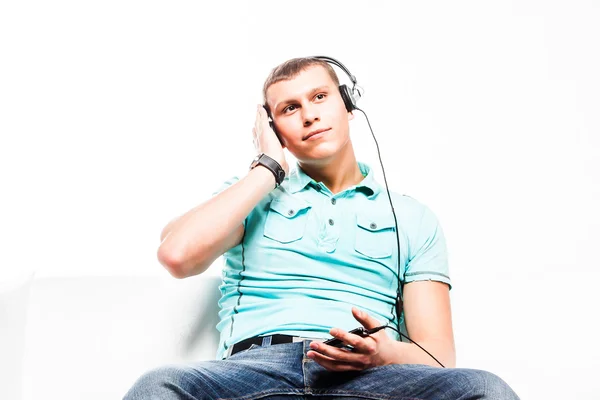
[315,93,326,100]
[283,104,297,113]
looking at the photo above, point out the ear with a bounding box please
[347,111,355,121]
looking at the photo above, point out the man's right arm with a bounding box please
[157,166,276,279]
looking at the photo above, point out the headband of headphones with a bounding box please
[311,55,362,112]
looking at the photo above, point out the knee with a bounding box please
[454,368,519,400]
[123,365,196,400]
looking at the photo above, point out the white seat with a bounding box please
[20,273,222,400]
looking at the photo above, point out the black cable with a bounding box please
[355,106,447,369]
[367,325,446,368]
[354,107,404,336]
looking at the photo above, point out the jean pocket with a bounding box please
[354,211,396,259]
[264,197,312,244]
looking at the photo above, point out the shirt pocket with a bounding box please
[263,197,312,244]
[354,211,396,259]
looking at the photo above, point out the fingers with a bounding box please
[253,105,267,150]
[329,328,376,354]
[309,342,357,362]
[255,104,268,129]
[254,106,263,135]
[257,104,267,118]
[352,307,381,330]
[253,105,269,145]
[306,350,364,372]
[305,309,390,372]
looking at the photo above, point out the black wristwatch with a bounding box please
[249,153,286,188]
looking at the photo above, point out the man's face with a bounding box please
[265,65,354,163]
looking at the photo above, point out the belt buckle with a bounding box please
[292,336,324,343]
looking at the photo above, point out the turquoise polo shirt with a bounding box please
[211,161,451,360]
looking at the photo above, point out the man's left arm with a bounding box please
[307,203,455,370]
[388,280,455,367]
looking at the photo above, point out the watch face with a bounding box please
[250,153,262,168]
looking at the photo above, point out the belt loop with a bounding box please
[261,336,273,347]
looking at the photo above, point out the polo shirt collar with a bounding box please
[287,161,382,198]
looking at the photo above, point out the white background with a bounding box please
[1,1,599,398]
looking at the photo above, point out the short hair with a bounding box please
[262,57,340,110]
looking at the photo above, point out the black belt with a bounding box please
[228,334,319,357]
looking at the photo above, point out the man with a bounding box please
[124,57,519,399]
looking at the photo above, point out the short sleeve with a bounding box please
[404,204,452,289]
[211,176,246,229]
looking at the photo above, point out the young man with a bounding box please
[124,57,519,399]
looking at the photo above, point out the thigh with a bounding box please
[304,361,520,400]
[124,343,306,400]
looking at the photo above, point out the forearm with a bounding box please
[158,166,276,276]
[388,339,456,368]
[159,166,271,243]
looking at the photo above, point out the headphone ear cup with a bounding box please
[264,105,283,144]
[269,120,284,146]
[339,84,356,112]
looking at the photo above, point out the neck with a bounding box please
[298,141,364,195]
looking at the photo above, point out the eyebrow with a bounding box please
[274,86,330,112]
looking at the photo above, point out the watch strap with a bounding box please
[250,153,285,188]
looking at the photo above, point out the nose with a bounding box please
[302,103,320,127]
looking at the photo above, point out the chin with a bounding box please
[299,145,342,163]
[293,131,349,159]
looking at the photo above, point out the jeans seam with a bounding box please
[310,390,426,400]
[217,388,304,400]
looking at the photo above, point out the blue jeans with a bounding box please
[124,340,519,400]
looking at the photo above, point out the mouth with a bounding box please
[303,128,331,141]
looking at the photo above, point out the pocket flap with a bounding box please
[356,212,395,232]
[269,197,312,218]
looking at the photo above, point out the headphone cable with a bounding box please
[367,325,445,368]
[354,107,404,329]
[355,107,445,369]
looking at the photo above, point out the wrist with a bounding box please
[388,339,451,368]
[249,153,286,188]
[248,164,277,188]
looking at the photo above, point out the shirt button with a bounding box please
[331,198,336,205]
[328,218,334,226]
[370,222,377,229]
[288,209,295,216]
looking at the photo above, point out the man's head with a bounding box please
[263,57,355,164]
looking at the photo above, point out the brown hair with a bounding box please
[262,57,339,111]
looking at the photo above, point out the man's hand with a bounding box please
[253,104,288,176]
[306,307,398,371]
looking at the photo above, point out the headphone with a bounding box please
[312,55,364,113]
[266,56,363,136]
